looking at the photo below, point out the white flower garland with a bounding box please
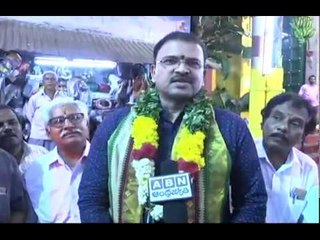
[132,158,155,204]
[150,204,163,221]
[132,158,163,222]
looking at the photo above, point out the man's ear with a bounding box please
[151,64,156,79]
[201,69,207,87]
[45,126,51,137]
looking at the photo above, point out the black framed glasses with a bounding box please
[157,56,203,69]
[48,113,84,128]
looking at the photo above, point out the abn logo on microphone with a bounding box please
[148,173,192,203]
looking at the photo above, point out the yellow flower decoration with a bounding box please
[132,116,159,149]
[132,88,212,171]
[174,127,206,168]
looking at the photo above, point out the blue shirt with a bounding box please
[78,107,267,223]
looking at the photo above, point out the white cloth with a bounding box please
[255,139,319,223]
[25,141,90,223]
[19,141,49,176]
[24,89,65,140]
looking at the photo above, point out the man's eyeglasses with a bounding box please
[43,76,57,82]
[48,113,84,128]
[157,56,203,69]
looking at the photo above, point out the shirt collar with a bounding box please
[40,88,63,98]
[81,140,91,161]
[160,107,184,124]
[255,138,301,170]
[40,88,46,96]
[48,140,91,168]
[20,141,31,163]
[255,138,267,159]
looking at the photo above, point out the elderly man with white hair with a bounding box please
[25,71,66,150]
[25,97,90,223]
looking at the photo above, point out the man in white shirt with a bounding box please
[25,97,90,223]
[0,104,48,176]
[255,92,319,223]
[25,71,66,151]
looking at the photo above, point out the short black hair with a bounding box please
[308,75,316,81]
[153,31,208,63]
[131,63,146,79]
[5,50,22,58]
[261,93,317,136]
[0,104,28,129]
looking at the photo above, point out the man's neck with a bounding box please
[309,81,318,86]
[44,89,56,99]
[160,97,187,123]
[58,142,86,168]
[265,148,290,170]
[11,144,24,165]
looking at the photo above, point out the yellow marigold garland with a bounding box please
[131,88,212,217]
[132,116,158,149]
[131,88,212,171]
[173,127,206,168]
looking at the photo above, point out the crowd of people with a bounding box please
[0,31,319,223]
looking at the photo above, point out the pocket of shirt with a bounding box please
[289,198,308,222]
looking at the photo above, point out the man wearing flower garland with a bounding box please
[78,31,267,223]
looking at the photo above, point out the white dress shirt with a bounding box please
[255,139,319,223]
[20,141,49,176]
[24,89,66,140]
[25,141,90,223]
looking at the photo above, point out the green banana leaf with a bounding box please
[192,16,250,80]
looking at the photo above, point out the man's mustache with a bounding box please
[0,133,17,139]
[61,129,82,138]
[270,132,289,143]
[170,75,193,84]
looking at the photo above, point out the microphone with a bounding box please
[160,160,188,223]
